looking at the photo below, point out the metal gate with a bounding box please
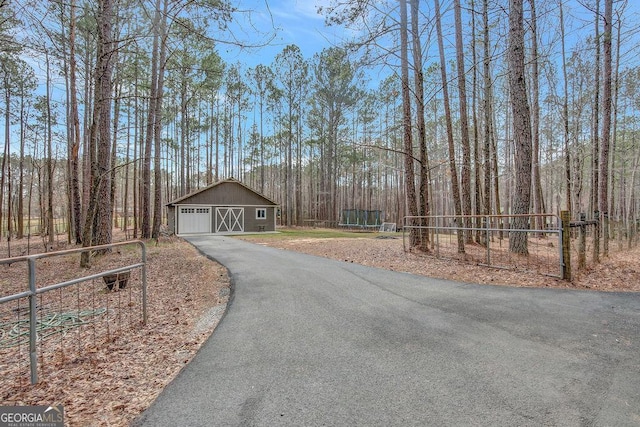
[402,214,563,278]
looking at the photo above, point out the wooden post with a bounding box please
[561,210,571,281]
[578,213,586,269]
[593,211,600,264]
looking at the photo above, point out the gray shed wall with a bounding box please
[166,180,277,235]
[167,206,176,234]
[178,181,273,206]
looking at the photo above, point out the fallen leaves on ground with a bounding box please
[1,234,230,426]
[2,229,638,426]
[240,232,640,292]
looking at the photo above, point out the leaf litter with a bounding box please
[2,229,638,426]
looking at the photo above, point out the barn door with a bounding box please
[215,207,244,233]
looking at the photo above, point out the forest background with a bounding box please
[0,0,639,258]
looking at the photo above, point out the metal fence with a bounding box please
[0,241,147,385]
[566,214,639,278]
[403,214,564,278]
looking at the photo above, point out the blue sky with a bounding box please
[219,0,345,67]
[218,0,640,80]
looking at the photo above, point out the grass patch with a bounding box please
[238,227,378,240]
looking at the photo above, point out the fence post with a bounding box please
[561,210,571,281]
[141,241,148,325]
[28,258,38,385]
[578,213,586,269]
[485,215,490,265]
[593,211,600,263]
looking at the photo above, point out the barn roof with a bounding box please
[166,177,278,206]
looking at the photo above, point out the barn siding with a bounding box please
[166,179,278,235]
[244,206,276,232]
[167,206,176,234]
[178,181,273,206]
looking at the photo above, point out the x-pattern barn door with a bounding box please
[215,207,244,233]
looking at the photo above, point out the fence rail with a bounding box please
[0,241,147,385]
[403,214,564,279]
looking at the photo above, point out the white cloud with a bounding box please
[269,0,325,22]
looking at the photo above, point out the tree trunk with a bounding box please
[507,0,532,255]
[600,0,613,256]
[411,0,430,251]
[142,0,161,239]
[81,0,115,266]
[69,0,83,244]
[592,0,601,263]
[1,74,8,243]
[152,0,169,239]
[18,82,25,239]
[529,0,545,233]
[110,76,121,229]
[45,53,55,246]
[560,0,571,216]
[454,0,473,243]
[471,0,482,243]
[435,0,464,253]
[482,0,492,229]
[400,0,419,247]
[0,75,11,246]
[609,7,622,227]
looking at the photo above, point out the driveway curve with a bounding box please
[135,236,640,426]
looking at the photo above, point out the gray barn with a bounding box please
[166,178,278,235]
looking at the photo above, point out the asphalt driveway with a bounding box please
[135,236,640,426]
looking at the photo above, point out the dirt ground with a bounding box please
[0,234,230,426]
[1,229,638,426]
[239,232,640,292]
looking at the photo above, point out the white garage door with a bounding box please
[216,207,244,233]
[178,207,211,234]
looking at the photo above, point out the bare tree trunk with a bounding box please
[18,82,25,239]
[287,93,293,226]
[600,0,613,256]
[508,0,533,255]
[69,0,83,243]
[142,0,161,239]
[215,96,220,182]
[1,71,8,242]
[435,0,464,253]
[45,53,55,246]
[152,0,169,239]
[82,30,93,230]
[81,0,115,266]
[132,67,141,239]
[124,97,131,234]
[94,0,114,247]
[411,0,430,250]
[454,0,473,243]
[1,74,8,244]
[482,0,492,232]
[560,0,571,216]
[609,7,623,226]
[296,107,303,225]
[400,0,419,247]
[592,0,601,263]
[471,0,482,243]
[111,75,121,229]
[529,0,545,233]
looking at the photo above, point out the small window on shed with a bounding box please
[256,208,267,220]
